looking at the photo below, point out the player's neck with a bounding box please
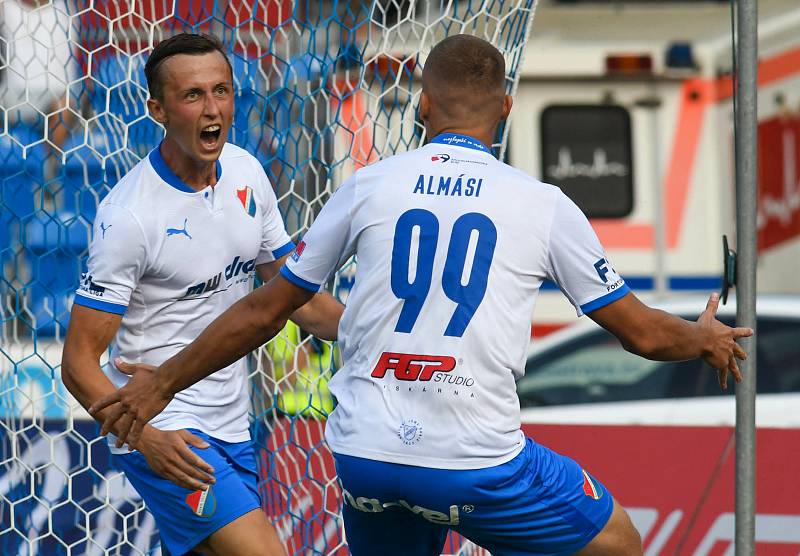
[430,126,493,151]
[159,139,218,191]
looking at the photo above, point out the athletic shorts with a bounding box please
[113,429,261,556]
[334,437,614,556]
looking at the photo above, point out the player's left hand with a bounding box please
[696,293,753,390]
[89,358,173,449]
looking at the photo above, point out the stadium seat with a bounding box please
[0,129,47,264]
[22,212,88,337]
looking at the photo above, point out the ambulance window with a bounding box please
[541,105,633,218]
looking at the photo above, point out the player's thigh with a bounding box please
[196,508,286,556]
[341,495,449,556]
[453,439,617,556]
[573,500,642,556]
[113,434,263,556]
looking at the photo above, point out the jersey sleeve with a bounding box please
[73,203,148,315]
[281,176,357,292]
[546,191,630,316]
[253,161,294,264]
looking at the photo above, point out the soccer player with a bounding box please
[60,33,343,556]
[90,35,752,556]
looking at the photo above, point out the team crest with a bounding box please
[185,487,217,518]
[236,186,257,217]
[398,419,423,446]
[581,469,603,500]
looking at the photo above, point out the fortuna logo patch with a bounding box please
[582,469,603,500]
[236,186,256,217]
[185,487,217,518]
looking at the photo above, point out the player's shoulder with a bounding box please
[219,142,269,184]
[219,141,253,162]
[495,160,560,194]
[219,142,262,176]
[355,147,421,176]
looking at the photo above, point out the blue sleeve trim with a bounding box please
[74,294,127,315]
[579,284,631,314]
[272,240,296,260]
[279,265,320,293]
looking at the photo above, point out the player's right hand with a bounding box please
[696,292,754,389]
[138,427,216,491]
[89,358,173,449]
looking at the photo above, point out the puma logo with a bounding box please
[99,222,112,239]
[166,218,192,239]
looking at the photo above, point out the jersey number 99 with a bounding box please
[390,209,497,337]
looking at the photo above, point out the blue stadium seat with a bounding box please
[1,129,47,263]
[23,213,88,337]
[91,53,149,124]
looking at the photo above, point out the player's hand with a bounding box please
[89,359,173,448]
[137,427,216,491]
[696,292,754,389]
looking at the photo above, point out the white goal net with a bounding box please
[0,0,536,553]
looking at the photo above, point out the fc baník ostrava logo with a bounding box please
[236,186,256,217]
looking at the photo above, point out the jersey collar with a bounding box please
[148,143,223,193]
[429,133,491,154]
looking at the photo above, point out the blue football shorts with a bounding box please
[113,429,262,556]
[334,437,614,556]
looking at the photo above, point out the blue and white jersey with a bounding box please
[283,133,628,470]
[75,143,294,453]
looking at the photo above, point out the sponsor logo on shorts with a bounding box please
[185,487,217,518]
[398,419,422,446]
[582,469,603,500]
[342,488,461,526]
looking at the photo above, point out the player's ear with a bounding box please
[501,94,513,121]
[147,98,167,125]
[418,91,431,123]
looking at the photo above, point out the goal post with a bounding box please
[0,0,537,553]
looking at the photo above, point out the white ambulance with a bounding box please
[509,0,800,334]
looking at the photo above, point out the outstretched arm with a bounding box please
[161,273,315,393]
[90,274,315,446]
[257,257,343,341]
[589,291,753,389]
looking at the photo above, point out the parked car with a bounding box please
[518,294,800,427]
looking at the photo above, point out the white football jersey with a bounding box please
[75,143,293,453]
[283,133,628,470]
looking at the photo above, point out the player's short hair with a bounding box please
[423,34,506,95]
[145,33,232,100]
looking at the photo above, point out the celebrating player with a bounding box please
[89,34,751,555]
[61,33,343,556]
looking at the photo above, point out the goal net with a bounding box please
[0,0,536,553]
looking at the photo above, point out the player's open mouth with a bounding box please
[200,124,221,147]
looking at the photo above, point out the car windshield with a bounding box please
[518,317,800,407]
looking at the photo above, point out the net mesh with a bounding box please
[0,0,536,553]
